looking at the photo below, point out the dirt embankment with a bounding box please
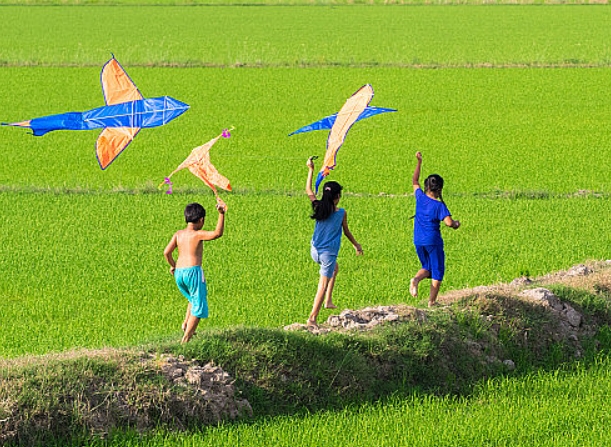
[3,261,611,445]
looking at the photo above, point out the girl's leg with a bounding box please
[308,275,331,327]
[182,315,200,343]
[410,269,431,297]
[428,246,445,306]
[324,263,339,309]
[428,280,441,307]
[182,303,192,332]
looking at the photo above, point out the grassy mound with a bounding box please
[2,261,611,446]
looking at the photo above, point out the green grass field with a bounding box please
[95,356,611,446]
[2,3,611,446]
[2,67,611,355]
[1,6,611,68]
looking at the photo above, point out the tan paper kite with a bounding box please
[289,84,396,192]
[160,128,232,200]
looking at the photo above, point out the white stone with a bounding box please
[519,288,563,311]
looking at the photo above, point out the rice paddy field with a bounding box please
[2,2,611,445]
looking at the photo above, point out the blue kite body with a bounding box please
[289,106,396,136]
[3,56,190,169]
[26,96,189,136]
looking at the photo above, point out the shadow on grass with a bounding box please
[3,283,611,446]
[170,282,611,418]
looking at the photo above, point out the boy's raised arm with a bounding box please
[412,151,422,191]
[198,203,226,241]
[306,157,317,202]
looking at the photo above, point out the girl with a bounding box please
[306,157,363,327]
[410,151,460,307]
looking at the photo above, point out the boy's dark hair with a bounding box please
[311,181,343,221]
[184,202,206,223]
[424,174,445,203]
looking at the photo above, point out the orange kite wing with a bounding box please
[96,126,140,170]
[173,136,220,174]
[188,150,232,192]
[162,131,232,193]
[101,57,144,106]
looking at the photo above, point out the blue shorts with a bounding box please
[311,245,338,278]
[174,266,209,319]
[415,245,446,281]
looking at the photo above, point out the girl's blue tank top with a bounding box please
[311,208,345,255]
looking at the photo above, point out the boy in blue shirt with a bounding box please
[410,152,460,307]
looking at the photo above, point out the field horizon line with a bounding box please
[1,60,610,69]
[1,184,609,199]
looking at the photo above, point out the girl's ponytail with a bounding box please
[424,174,445,204]
[311,181,342,220]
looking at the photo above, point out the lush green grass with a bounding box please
[2,3,611,445]
[1,6,611,67]
[1,0,610,356]
[2,0,608,5]
[81,355,611,446]
[2,189,611,357]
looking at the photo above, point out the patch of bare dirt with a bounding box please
[286,261,611,369]
[0,352,251,444]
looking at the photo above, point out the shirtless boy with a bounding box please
[163,201,226,343]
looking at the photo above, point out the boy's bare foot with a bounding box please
[324,303,337,309]
[428,301,440,308]
[409,278,419,297]
[306,319,318,329]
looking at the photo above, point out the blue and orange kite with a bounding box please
[290,84,396,192]
[2,56,189,170]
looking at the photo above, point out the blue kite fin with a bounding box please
[289,106,397,136]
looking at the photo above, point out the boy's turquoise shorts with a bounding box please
[174,266,208,319]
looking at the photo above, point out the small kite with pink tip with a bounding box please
[161,128,233,207]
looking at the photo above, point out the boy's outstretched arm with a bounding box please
[413,151,422,192]
[342,211,363,255]
[163,234,178,274]
[199,203,226,241]
[306,157,317,202]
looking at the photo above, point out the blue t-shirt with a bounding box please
[311,208,345,255]
[413,188,451,246]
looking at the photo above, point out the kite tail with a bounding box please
[158,177,174,194]
[158,162,186,191]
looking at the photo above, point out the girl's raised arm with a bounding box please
[306,157,317,202]
[413,151,422,191]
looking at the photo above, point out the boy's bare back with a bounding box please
[163,203,226,273]
[173,228,207,268]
